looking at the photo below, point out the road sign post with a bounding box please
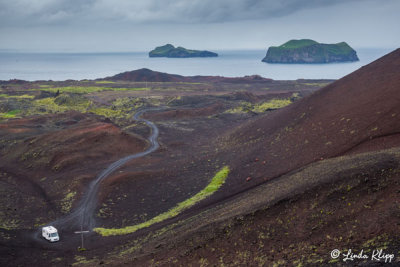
[74,225,90,250]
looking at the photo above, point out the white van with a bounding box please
[42,226,60,242]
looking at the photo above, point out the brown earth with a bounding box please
[212,48,400,200]
[116,48,400,266]
[0,49,399,266]
[0,112,147,230]
[128,147,400,267]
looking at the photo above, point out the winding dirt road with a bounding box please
[44,108,160,233]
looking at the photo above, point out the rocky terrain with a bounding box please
[103,68,273,83]
[0,48,399,266]
[149,44,218,58]
[262,39,359,63]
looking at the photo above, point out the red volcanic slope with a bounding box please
[0,112,147,174]
[222,48,400,191]
[104,68,273,83]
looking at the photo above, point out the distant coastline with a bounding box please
[0,48,392,81]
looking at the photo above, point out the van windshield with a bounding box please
[50,233,58,237]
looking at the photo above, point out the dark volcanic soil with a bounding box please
[130,148,400,266]
[117,49,400,266]
[0,49,400,266]
[0,112,147,229]
[115,48,400,266]
[213,48,400,201]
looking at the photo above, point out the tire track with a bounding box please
[43,108,160,232]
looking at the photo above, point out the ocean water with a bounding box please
[0,48,394,81]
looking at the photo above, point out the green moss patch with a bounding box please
[252,99,292,112]
[95,81,116,84]
[32,96,91,114]
[0,94,34,99]
[23,94,143,121]
[61,191,77,214]
[225,97,294,114]
[0,110,21,119]
[280,39,318,49]
[88,107,124,118]
[94,166,230,236]
[42,86,148,94]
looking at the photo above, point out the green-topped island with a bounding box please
[262,39,359,64]
[149,44,218,58]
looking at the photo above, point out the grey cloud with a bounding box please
[0,0,365,27]
[1,0,399,52]
[0,0,95,26]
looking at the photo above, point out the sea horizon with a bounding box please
[0,47,395,81]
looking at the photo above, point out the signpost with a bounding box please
[74,225,90,250]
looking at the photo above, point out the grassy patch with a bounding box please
[72,255,98,266]
[88,97,143,119]
[94,166,230,236]
[95,80,116,84]
[26,94,141,120]
[32,97,90,114]
[225,97,293,114]
[0,110,21,119]
[88,107,124,118]
[33,97,69,113]
[54,93,89,107]
[303,82,330,87]
[0,218,20,230]
[61,191,77,214]
[42,86,148,94]
[13,94,35,99]
[280,39,318,49]
[252,99,292,112]
[43,86,109,94]
[0,94,34,99]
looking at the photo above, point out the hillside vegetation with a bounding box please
[263,39,359,63]
[149,44,218,58]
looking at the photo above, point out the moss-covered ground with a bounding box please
[94,166,229,236]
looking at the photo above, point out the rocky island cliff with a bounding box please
[149,44,218,58]
[262,39,359,64]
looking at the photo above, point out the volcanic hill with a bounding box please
[104,68,273,83]
[222,47,400,194]
[123,48,400,265]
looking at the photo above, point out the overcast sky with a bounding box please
[0,0,399,52]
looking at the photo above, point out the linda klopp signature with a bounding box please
[330,248,395,263]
